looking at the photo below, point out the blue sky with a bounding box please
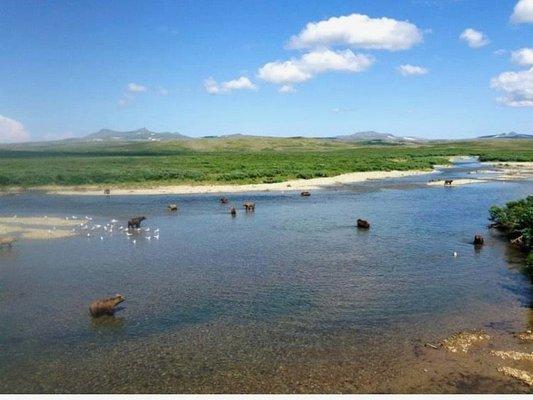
[0,0,532,141]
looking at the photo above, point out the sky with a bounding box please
[0,0,532,142]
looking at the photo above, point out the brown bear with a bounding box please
[89,294,125,317]
[357,219,370,229]
[128,216,146,229]
[243,202,255,212]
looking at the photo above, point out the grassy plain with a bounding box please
[0,138,532,188]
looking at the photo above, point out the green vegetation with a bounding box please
[489,196,533,276]
[0,138,531,188]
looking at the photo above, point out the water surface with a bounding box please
[1,160,532,393]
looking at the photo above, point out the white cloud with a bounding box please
[511,0,533,23]
[493,49,508,57]
[299,49,374,73]
[459,28,489,48]
[397,64,429,76]
[287,13,423,51]
[257,60,312,85]
[511,47,533,66]
[0,115,30,143]
[279,85,296,93]
[118,83,168,106]
[490,67,533,107]
[258,49,374,88]
[127,82,147,92]
[204,76,257,94]
[204,77,221,94]
[221,76,257,91]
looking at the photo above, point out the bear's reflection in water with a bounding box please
[90,314,125,332]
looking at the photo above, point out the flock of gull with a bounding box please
[66,215,159,244]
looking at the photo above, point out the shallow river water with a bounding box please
[0,159,532,393]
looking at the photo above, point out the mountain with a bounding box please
[334,131,426,143]
[477,131,533,140]
[83,128,189,142]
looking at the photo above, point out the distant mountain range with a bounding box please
[334,131,426,143]
[10,128,531,146]
[477,131,533,140]
[78,129,533,142]
[83,128,189,142]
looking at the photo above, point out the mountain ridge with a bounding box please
[83,127,189,141]
[334,131,426,142]
[477,131,532,140]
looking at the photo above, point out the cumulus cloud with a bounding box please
[397,64,429,76]
[257,60,312,85]
[204,76,257,94]
[459,28,490,48]
[258,49,374,88]
[511,0,533,23]
[511,47,533,66]
[127,82,147,92]
[0,115,30,143]
[490,67,533,107]
[118,82,148,107]
[221,76,257,91]
[118,83,168,106]
[278,85,296,94]
[287,13,423,51]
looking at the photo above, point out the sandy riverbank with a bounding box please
[1,161,531,197]
[0,216,80,240]
[427,178,489,186]
[489,162,533,181]
[36,169,435,196]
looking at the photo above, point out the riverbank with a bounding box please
[5,169,435,196]
[0,216,79,240]
[8,160,533,196]
[490,162,533,181]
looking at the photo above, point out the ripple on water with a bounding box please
[0,161,532,392]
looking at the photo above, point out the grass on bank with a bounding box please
[489,196,533,277]
[0,138,531,188]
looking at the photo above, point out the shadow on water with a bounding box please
[90,315,126,331]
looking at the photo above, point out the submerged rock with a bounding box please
[491,350,533,362]
[497,366,533,387]
[516,330,533,342]
[441,330,490,353]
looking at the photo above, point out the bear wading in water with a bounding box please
[357,219,370,229]
[128,216,146,229]
[89,294,125,317]
[243,202,255,212]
